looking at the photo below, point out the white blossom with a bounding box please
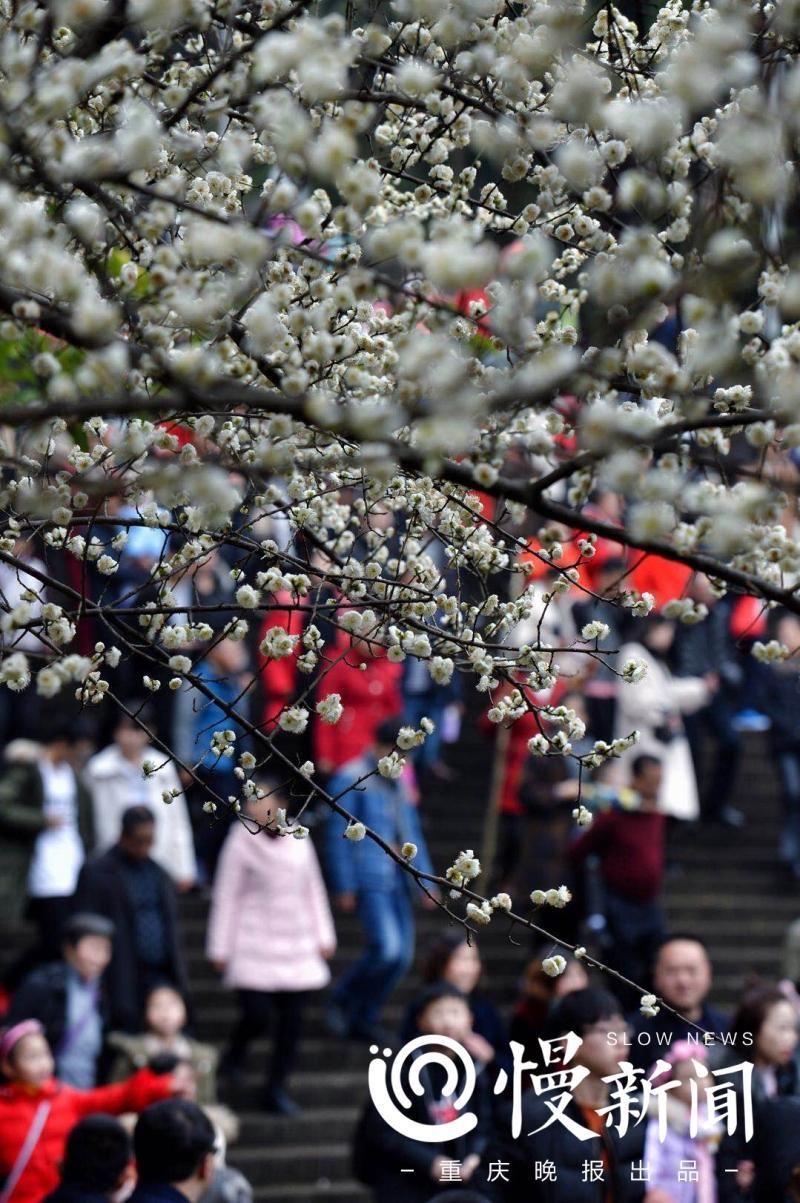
[278,706,309,734]
[316,693,344,724]
[466,900,493,925]
[451,849,481,881]
[429,657,455,686]
[235,585,260,609]
[581,621,610,641]
[0,654,30,692]
[377,751,405,779]
[752,640,789,663]
[36,667,63,698]
[621,658,649,683]
[259,627,299,659]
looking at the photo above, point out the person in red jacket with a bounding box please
[313,637,403,777]
[0,1019,179,1203]
[256,590,304,731]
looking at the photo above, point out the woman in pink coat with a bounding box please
[206,796,336,1114]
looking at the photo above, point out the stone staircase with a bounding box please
[0,725,793,1201]
[662,740,793,1003]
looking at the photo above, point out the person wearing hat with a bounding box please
[6,914,114,1089]
[0,1020,180,1203]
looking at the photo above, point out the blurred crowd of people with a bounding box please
[3,480,800,1203]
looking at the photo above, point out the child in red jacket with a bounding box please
[0,1020,178,1203]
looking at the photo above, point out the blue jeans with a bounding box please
[777,751,800,867]
[331,882,415,1029]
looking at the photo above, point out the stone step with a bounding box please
[225,1040,373,1076]
[235,1108,359,1145]
[247,1071,366,1110]
[669,829,783,847]
[661,874,787,892]
[232,1143,351,1186]
[253,1181,368,1201]
[667,891,799,910]
[659,918,792,940]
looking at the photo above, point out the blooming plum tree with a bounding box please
[0,0,796,1012]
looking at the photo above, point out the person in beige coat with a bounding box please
[610,617,716,821]
[84,711,197,890]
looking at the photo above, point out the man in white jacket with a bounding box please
[85,711,197,891]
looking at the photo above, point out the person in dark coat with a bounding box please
[353,984,494,1202]
[130,1099,218,1203]
[738,1095,800,1203]
[673,579,744,827]
[753,610,800,877]
[626,934,729,1070]
[43,1115,134,1203]
[484,987,646,1203]
[73,806,189,1032]
[717,983,800,1203]
[7,911,114,1088]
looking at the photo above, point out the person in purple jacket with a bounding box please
[643,1041,724,1203]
